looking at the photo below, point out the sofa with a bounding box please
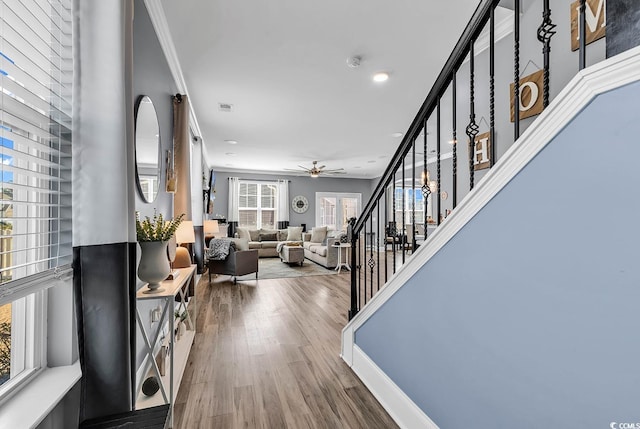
[301,227,346,269]
[235,226,304,258]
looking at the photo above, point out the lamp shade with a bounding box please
[203,219,220,235]
[175,220,195,244]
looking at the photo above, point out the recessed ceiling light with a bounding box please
[353,166,362,169]
[367,160,376,163]
[225,152,237,156]
[218,103,233,112]
[225,163,233,166]
[225,140,238,145]
[378,155,386,159]
[391,132,403,138]
[373,72,389,82]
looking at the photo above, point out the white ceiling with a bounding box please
[159,0,484,179]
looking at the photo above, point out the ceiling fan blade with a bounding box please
[297,165,312,171]
[321,168,345,172]
[325,171,347,174]
[317,165,326,170]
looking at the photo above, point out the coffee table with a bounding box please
[279,244,304,266]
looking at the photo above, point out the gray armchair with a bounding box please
[208,238,258,284]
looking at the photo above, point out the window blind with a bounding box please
[0,0,73,304]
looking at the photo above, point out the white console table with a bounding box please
[135,265,196,427]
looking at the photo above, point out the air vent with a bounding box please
[218,103,234,112]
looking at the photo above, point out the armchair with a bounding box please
[207,238,258,284]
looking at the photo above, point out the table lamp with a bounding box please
[203,220,219,247]
[174,220,195,266]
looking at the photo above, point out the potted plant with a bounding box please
[136,212,185,290]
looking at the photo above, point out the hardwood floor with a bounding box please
[173,269,399,429]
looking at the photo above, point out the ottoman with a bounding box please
[279,245,304,266]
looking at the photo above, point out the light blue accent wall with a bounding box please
[355,81,640,428]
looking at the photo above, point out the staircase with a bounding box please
[341,0,640,427]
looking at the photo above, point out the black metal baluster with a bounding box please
[436,97,441,225]
[489,6,496,167]
[402,159,406,264]
[452,72,458,209]
[421,118,430,238]
[363,219,367,305]
[392,171,396,274]
[348,217,358,320]
[537,0,556,108]
[358,233,361,309]
[466,40,479,191]
[579,0,586,70]
[368,215,375,299]
[514,0,521,140]
[376,202,380,291]
[384,188,388,284]
[411,140,416,253]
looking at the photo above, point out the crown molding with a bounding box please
[143,0,204,142]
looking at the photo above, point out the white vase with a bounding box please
[138,240,170,290]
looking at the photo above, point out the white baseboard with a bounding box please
[350,346,440,429]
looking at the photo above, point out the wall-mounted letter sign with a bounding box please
[470,131,491,171]
[510,70,544,122]
[570,0,606,51]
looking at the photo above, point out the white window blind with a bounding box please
[0,0,73,305]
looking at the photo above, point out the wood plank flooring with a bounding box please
[173,268,398,429]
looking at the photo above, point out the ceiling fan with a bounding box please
[284,160,346,178]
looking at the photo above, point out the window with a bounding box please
[315,192,361,231]
[394,187,432,226]
[238,181,278,229]
[0,0,73,399]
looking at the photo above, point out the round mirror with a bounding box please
[134,95,160,203]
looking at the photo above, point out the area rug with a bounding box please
[237,257,339,280]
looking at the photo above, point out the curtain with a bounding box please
[173,94,192,220]
[228,177,240,237]
[276,179,289,229]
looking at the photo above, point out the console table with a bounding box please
[135,265,196,428]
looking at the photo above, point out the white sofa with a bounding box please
[302,228,346,269]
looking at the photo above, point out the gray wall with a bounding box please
[132,0,177,373]
[355,81,640,428]
[133,0,176,220]
[211,170,375,229]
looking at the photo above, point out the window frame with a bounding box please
[0,290,47,404]
[315,192,362,231]
[237,180,279,230]
[0,0,73,403]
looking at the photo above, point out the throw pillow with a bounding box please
[286,226,303,241]
[277,229,288,241]
[231,238,249,251]
[259,232,277,242]
[236,227,250,240]
[248,229,260,242]
[310,226,327,243]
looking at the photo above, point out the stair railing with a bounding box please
[348,0,599,320]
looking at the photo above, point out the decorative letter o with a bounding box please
[519,81,539,112]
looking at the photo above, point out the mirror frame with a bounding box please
[134,95,161,203]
